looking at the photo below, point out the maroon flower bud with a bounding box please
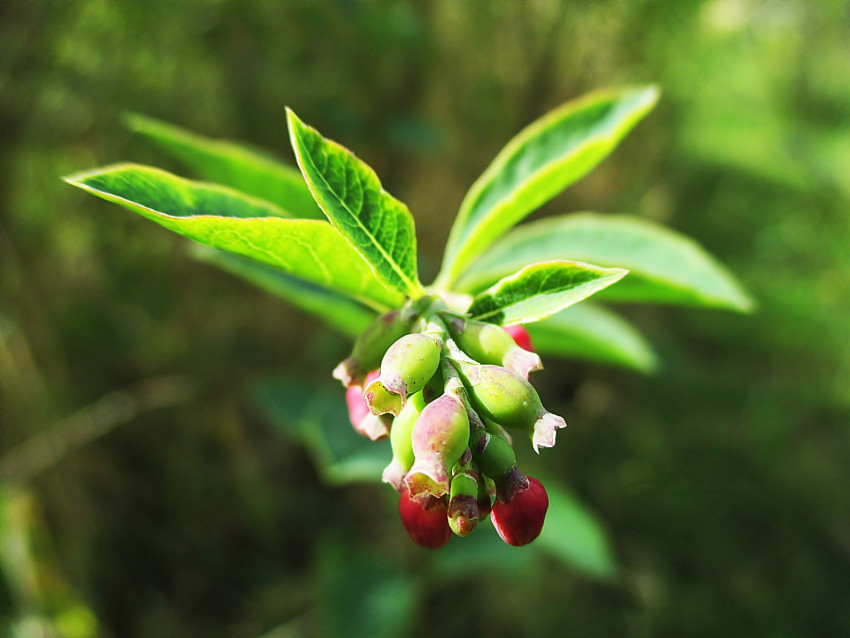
[404,393,470,498]
[490,476,549,546]
[398,488,452,549]
[503,324,534,353]
[345,370,392,440]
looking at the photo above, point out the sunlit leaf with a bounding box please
[125,112,323,219]
[287,109,424,299]
[457,213,754,312]
[467,260,627,326]
[528,303,658,373]
[64,163,404,311]
[437,86,659,286]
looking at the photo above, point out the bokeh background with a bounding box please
[1,1,848,637]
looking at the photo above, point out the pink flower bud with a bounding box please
[398,488,452,549]
[490,476,549,546]
[404,394,470,499]
[503,325,534,353]
[345,370,391,440]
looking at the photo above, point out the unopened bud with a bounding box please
[399,488,452,549]
[447,468,480,536]
[469,424,529,503]
[447,317,541,379]
[490,476,549,546]
[333,309,414,388]
[456,362,566,453]
[404,394,470,498]
[365,333,441,416]
[381,391,425,490]
[345,370,392,440]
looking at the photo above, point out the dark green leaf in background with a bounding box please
[467,260,627,325]
[437,86,659,287]
[287,109,424,299]
[64,164,404,311]
[528,303,658,373]
[125,112,323,219]
[191,246,375,338]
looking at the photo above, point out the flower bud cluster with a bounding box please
[336,300,563,549]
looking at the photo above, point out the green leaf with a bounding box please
[286,108,424,299]
[456,213,754,312]
[527,303,658,373]
[252,379,388,486]
[64,164,404,311]
[467,260,627,326]
[190,246,375,338]
[124,112,323,219]
[318,546,417,638]
[536,480,617,578]
[437,85,659,286]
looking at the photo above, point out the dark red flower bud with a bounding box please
[503,325,534,353]
[490,476,549,547]
[398,488,452,549]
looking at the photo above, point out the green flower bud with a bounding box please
[446,316,541,379]
[469,422,529,503]
[365,333,441,416]
[404,394,470,498]
[333,307,415,388]
[381,391,426,491]
[456,361,566,453]
[447,467,480,537]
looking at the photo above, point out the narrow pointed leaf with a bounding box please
[64,163,404,310]
[124,112,322,219]
[536,480,617,578]
[287,108,423,298]
[527,303,658,373]
[438,85,659,286]
[190,246,375,338]
[456,213,754,312]
[467,260,627,326]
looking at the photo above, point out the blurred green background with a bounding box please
[1,1,848,637]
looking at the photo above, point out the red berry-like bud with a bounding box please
[490,476,549,546]
[503,325,534,353]
[398,488,452,549]
[345,370,391,440]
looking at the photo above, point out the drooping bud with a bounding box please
[333,309,414,388]
[381,391,426,490]
[447,466,480,537]
[404,393,470,499]
[398,488,452,549]
[345,370,392,440]
[503,324,534,353]
[456,361,566,453]
[364,333,442,416]
[490,476,549,546]
[445,316,541,379]
[469,421,529,503]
